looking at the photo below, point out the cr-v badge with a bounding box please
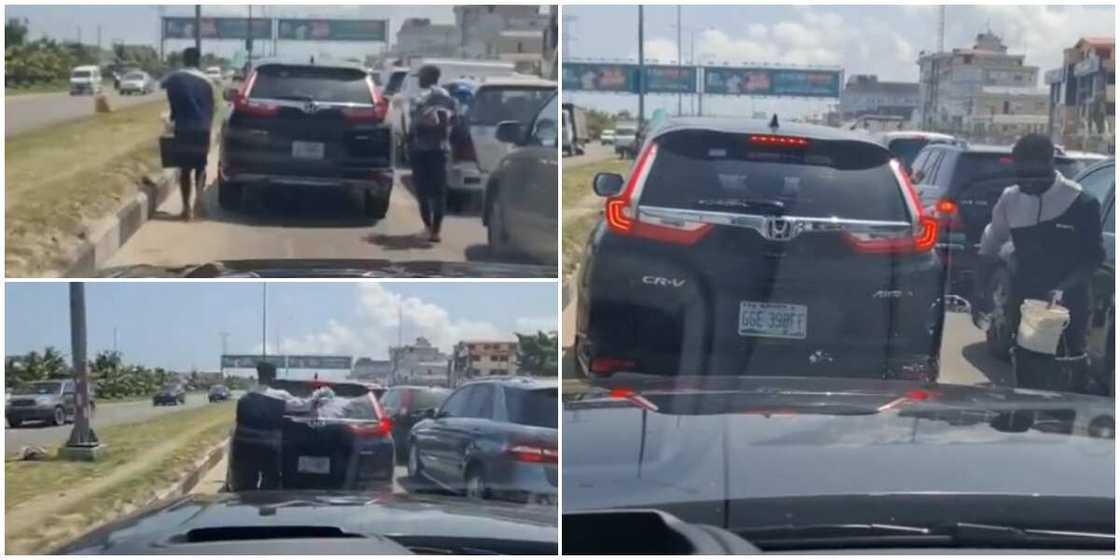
[642,276,686,288]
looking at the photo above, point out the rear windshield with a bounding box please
[887,138,930,169]
[616,127,637,135]
[71,70,91,79]
[384,71,407,95]
[14,382,61,395]
[250,65,372,105]
[471,86,554,126]
[411,389,450,410]
[958,152,1080,184]
[162,384,179,391]
[124,73,145,81]
[640,130,907,221]
[505,387,557,429]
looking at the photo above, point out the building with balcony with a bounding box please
[839,74,920,122]
[454,5,549,60]
[395,18,461,58]
[452,340,518,380]
[1046,37,1115,154]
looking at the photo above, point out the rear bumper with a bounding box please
[447,163,485,194]
[225,172,392,194]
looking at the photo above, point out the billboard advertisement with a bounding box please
[643,65,697,94]
[163,17,272,40]
[703,67,842,98]
[221,355,353,370]
[277,19,387,42]
[563,62,639,93]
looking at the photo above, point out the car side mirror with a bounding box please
[222,88,238,102]
[593,172,625,197]
[495,120,524,145]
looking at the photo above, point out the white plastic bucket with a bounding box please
[1017,299,1071,355]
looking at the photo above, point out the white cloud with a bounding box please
[642,38,681,63]
[514,317,557,334]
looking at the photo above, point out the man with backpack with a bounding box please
[407,65,460,242]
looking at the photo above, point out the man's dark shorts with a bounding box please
[175,128,211,173]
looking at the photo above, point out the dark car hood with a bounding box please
[99,259,556,278]
[564,376,1114,521]
[57,490,557,554]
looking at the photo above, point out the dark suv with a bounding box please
[980,159,1114,395]
[574,118,945,381]
[153,383,186,406]
[218,60,393,219]
[909,143,1082,296]
[407,377,557,504]
[379,385,451,462]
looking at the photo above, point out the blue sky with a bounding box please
[5,4,459,62]
[564,5,1115,119]
[5,282,557,373]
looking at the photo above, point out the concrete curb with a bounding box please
[58,168,178,277]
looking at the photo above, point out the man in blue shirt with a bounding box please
[162,47,214,221]
[407,65,459,242]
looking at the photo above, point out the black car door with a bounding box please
[451,384,496,484]
[422,385,472,485]
[1077,163,1115,379]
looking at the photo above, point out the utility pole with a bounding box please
[247,5,254,63]
[194,5,201,53]
[63,283,100,460]
[261,284,267,360]
[97,25,102,53]
[158,6,165,64]
[676,5,682,116]
[562,15,577,61]
[219,332,229,377]
[637,5,645,127]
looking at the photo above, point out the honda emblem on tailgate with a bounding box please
[764,218,800,241]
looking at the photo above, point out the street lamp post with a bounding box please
[638,5,645,127]
[62,283,101,461]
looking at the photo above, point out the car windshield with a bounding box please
[123,72,145,81]
[471,86,554,126]
[70,70,90,79]
[506,387,558,428]
[249,65,372,104]
[13,382,61,395]
[161,383,179,391]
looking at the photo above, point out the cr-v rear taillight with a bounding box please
[605,142,712,245]
[232,70,280,117]
[343,77,386,123]
[843,159,938,254]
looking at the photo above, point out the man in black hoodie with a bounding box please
[976,134,1105,391]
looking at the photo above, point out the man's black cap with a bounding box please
[1012,133,1055,162]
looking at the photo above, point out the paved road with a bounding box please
[5,89,164,137]
[102,166,519,273]
[5,392,212,453]
[563,142,617,169]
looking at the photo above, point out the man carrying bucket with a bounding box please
[975,134,1105,392]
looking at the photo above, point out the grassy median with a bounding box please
[5,81,70,96]
[561,159,631,276]
[4,401,235,554]
[5,97,169,276]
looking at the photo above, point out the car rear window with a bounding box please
[505,387,557,429]
[383,71,407,95]
[71,70,91,79]
[412,389,450,410]
[886,138,929,169]
[250,65,372,104]
[471,86,554,126]
[640,130,908,222]
[124,72,145,80]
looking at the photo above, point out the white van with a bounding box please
[69,65,103,95]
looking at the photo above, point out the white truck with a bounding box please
[612,121,639,159]
[562,103,588,156]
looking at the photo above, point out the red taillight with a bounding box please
[508,444,558,464]
[589,356,636,375]
[348,417,393,438]
[928,198,962,229]
[605,387,659,412]
[749,134,810,148]
[605,142,713,245]
[343,77,386,123]
[844,159,938,254]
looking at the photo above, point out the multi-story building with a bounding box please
[965,85,1050,142]
[839,74,920,122]
[454,5,549,60]
[452,340,517,379]
[395,17,461,58]
[1046,37,1115,154]
[389,337,449,382]
[917,31,1041,135]
[349,357,393,382]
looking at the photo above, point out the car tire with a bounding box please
[464,464,489,501]
[407,441,424,480]
[52,406,65,426]
[488,195,513,259]
[218,177,243,211]
[364,190,390,220]
[985,268,1013,361]
[9,418,21,428]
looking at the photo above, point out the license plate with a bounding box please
[297,456,330,474]
[738,301,807,339]
[291,141,325,159]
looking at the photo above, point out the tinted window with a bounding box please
[471,86,554,126]
[14,382,62,395]
[380,389,401,412]
[531,94,559,148]
[414,389,450,410]
[640,130,907,221]
[464,384,495,419]
[440,387,471,417]
[1104,199,1114,235]
[71,70,91,79]
[505,387,557,428]
[1077,164,1114,205]
[887,138,929,169]
[124,72,145,80]
[958,152,1016,184]
[384,71,407,95]
[250,65,372,104]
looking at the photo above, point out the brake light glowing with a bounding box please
[928,198,962,229]
[935,199,958,215]
[605,142,713,245]
[844,159,939,254]
[343,77,387,123]
[605,387,659,412]
[508,444,558,464]
[348,417,393,438]
[589,357,636,375]
[749,134,810,147]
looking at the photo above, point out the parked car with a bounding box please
[600,129,616,146]
[980,158,1114,395]
[612,122,638,158]
[910,143,1084,297]
[153,382,187,406]
[227,379,394,491]
[876,130,964,171]
[217,59,393,219]
[575,117,944,381]
[118,70,154,95]
[69,65,102,95]
[6,380,89,427]
[407,376,557,504]
[562,102,588,156]
[450,77,556,211]
[483,91,559,264]
[379,385,451,462]
[1055,146,1110,176]
[208,384,232,402]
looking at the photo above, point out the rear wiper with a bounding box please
[696,198,786,213]
[740,522,1114,551]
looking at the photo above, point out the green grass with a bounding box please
[5,81,70,96]
[563,213,599,277]
[5,401,234,553]
[562,158,631,210]
[561,158,633,276]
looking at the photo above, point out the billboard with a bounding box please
[703,67,842,98]
[221,355,353,370]
[563,62,639,93]
[643,65,697,94]
[277,19,387,42]
[163,17,272,40]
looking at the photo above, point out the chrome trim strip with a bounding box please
[638,205,912,240]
